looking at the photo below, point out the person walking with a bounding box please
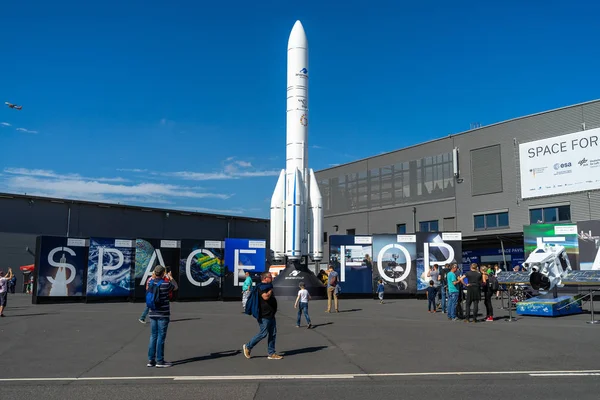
[294,281,312,328]
[146,265,178,367]
[243,272,283,360]
[325,265,339,313]
[376,279,385,304]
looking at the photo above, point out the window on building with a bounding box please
[396,224,406,234]
[529,205,571,224]
[474,211,509,231]
[323,232,328,243]
[419,220,439,232]
[346,228,356,235]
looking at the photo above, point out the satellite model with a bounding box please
[5,102,23,110]
[524,239,572,292]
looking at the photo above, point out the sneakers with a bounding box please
[156,362,172,368]
[138,318,146,324]
[295,325,300,328]
[486,316,494,322]
[268,354,283,360]
[147,361,171,368]
[307,324,312,329]
[243,344,251,359]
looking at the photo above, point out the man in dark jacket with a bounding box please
[243,272,283,360]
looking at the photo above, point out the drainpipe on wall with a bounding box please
[66,205,71,237]
[412,207,417,233]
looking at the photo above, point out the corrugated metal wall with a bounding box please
[316,100,600,261]
[0,195,269,271]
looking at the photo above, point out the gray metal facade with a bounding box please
[315,99,600,260]
[0,194,269,271]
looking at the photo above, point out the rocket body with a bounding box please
[270,20,323,264]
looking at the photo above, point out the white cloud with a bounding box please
[235,160,252,168]
[166,171,235,181]
[16,128,38,134]
[312,145,324,149]
[119,197,175,205]
[233,170,281,177]
[177,206,245,215]
[1,122,11,127]
[110,157,279,181]
[117,168,148,173]
[4,176,230,200]
[4,168,127,183]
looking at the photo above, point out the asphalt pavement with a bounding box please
[1,293,600,399]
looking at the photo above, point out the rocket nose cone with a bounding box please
[288,20,307,48]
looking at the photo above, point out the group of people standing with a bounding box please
[427,263,502,322]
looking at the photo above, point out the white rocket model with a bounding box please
[270,20,323,264]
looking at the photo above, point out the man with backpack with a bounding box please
[242,272,283,360]
[326,265,339,313]
[146,265,178,368]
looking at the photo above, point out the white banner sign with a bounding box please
[519,127,600,199]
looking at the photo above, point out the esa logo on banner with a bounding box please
[36,236,88,297]
[87,238,135,297]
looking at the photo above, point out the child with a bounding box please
[294,281,312,329]
[427,280,436,313]
[376,279,385,304]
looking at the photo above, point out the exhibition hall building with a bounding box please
[315,99,600,269]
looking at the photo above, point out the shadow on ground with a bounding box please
[172,350,241,366]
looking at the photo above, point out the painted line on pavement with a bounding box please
[174,374,356,380]
[529,373,600,377]
[2,369,600,382]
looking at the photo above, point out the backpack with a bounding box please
[244,285,261,320]
[488,274,499,292]
[145,279,165,311]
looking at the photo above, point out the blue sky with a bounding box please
[1,1,600,218]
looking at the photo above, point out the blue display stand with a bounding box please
[516,294,583,317]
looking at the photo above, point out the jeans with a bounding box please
[297,302,311,326]
[439,285,447,312]
[148,317,170,363]
[448,292,458,319]
[247,317,277,355]
[428,296,436,311]
[140,307,149,321]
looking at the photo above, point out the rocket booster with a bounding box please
[270,20,323,263]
